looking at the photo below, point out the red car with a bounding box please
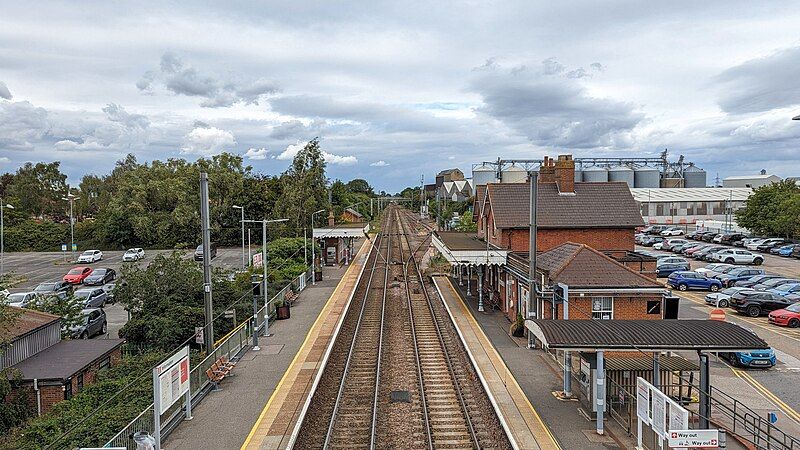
[768,302,800,328]
[64,266,93,284]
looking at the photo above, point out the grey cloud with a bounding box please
[0,81,12,100]
[103,103,150,129]
[139,52,279,108]
[714,46,800,114]
[0,100,49,151]
[471,59,644,149]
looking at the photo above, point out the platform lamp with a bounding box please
[311,209,326,285]
[61,194,79,261]
[1,202,14,278]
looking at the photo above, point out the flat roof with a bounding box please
[435,232,492,251]
[630,187,752,203]
[526,319,769,352]
[12,339,124,381]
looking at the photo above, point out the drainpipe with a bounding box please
[34,379,41,416]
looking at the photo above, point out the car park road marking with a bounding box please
[731,368,800,425]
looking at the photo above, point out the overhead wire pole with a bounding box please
[311,209,326,285]
[199,173,214,352]
[61,193,79,261]
[243,217,289,338]
[233,205,245,270]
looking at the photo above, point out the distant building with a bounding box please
[631,187,752,225]
[722,173,781,188]
[341,207,364,223]
[438,179,474,202]
[435,168,465,186]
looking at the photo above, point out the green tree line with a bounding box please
[735,180,800,239]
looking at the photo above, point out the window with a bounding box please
[77,373,84,390]
[696,202,708,215]
[592,297,613,320]
[100,356,111,370]
[64,379,72,400]
[655,203,665,216]
[686,202,695,215]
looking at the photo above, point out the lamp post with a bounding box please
[242,218,288,338]
[311,209,325,285]
[232,205,245,270]
[1,202,14,278]
[61,194,79,260]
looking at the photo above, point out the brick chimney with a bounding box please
[555,154,575,194]
[539,156,556,183]
[327,210,335,227]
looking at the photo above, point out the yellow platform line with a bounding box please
[240,242,369,450]
[731,368,800,424]
[443,277,562,450]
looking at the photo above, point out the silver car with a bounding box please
[7,292,36,308]
[123,248,145,262]
[74,287,109,308]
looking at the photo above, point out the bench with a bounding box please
[284,290,298,306]
[206,356,237,390]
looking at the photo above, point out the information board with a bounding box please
[636,377,650,422]
[155,346,190,414]
[652,390,667,438]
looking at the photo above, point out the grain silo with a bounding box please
[608,164,635,187]
[500,164,528,183]
[472,163,499,186]
[582,165,609,182]
[660,169,684,188]
[683,164,708,188]
[633,165,661,188]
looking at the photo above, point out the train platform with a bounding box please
[438,275,639,450]
[164,238,370,450]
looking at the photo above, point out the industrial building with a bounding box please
[631,187,752,225]
[437,179,474,201]
[722,172,781,188]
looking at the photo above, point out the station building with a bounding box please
[313,211,369,266]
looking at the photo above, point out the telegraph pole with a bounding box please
[199,173,214,352]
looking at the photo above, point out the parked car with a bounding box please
[657,256,688,266]
[102,281,125,302]
[635,233,647,245]
[33,280,73,296]
[755,239,788,252]
[641,236,665,247]
[752,278,800,291]
[123,247,145,262]
[77,249,103,263]
[6,292,37,308]
[768,302,800,328]
[719,348,776,369]
[194,243,217,261]
[70,308,107,339]
[693,246,727,261]
[64,266,93,284]
[652,241,665,250]
[701,233,720,242]
[671,243,693,253]
[793,245,800,259]
[73,287,109,308]
[730,290,795,317]
[714,267,766,287]
[682,244,708,256]
[661,227,685,236]
[712,249,764,265]
[83,267,116,286]
[662,239,688,252]
[771,244,797,256]
[695,263,733,275]
[705,287,755,308]
[718,233,747,245]
[734,274,783,288]
[667,271,722,292]
[767,283,800,298]
[657,263,690,278]
[643,225,669,235]
[746,238,775,251]
[704,265,741,280]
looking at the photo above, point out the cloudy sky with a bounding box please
[1,1,800,191]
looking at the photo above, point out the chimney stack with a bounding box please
[327,210,335,227]
[539,156,556,183]
[555,154,575,194]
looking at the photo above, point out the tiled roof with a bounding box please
[473,185,486,217]
[0,307,60,341]
[536,242,661,288]
[486,182,644,229]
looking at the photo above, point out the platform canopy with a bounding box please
[432,231,507,267]
[525,319,770,352]
[313,222,370,239]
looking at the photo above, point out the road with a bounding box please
[3,247,246,338]
[638,243,800,435]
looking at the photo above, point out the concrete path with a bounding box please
[164,241,366,450]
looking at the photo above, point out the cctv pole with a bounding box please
[200,173,214,352]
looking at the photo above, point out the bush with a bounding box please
[3,220,68,252]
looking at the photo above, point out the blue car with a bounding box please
[771,244,796,257]
[721,348,776,368]
[767,283,800,298]
[714,267,765,288]
[667,271,723,292]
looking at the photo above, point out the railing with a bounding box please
[104,270,311,449]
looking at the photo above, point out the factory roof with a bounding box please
[630,187,752,203]
[723,174,779,180]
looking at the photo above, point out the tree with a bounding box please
[345,179,373,196]
[6,162,68,219]
[735,180,800,238]
[28,294,83,338]
[276,139,329,230]
[454,209,477,232]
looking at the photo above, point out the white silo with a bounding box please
[500,164,528,183]
[683,164,708,188]
[608,164,635,187]
[633,165,661,188]
[472,163,499,186]
[582,165,609,182]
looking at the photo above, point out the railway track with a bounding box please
[295,205,510,449]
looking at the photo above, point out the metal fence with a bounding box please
[104,269,311,449]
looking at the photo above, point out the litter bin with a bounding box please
[132,431,156,450]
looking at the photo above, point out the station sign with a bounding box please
[252,252,263,268]
[668,429,719,448]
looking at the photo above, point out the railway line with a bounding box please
[295,205,510,449]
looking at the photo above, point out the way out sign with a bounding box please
[668,429,719,448]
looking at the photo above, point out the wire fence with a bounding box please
[103,269,312,449]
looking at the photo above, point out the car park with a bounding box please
[730,290,795,317]
[657,262,690,278]
[194,243,217,261]
[670,242,693,253]
[695,263,733,275]
[703,265,741,280]
[767,283,800,298]
[123,248,145,262]
[701,233,720,242]
[705,287,755,308]
[6,292,36,308]
[77,249,103,263]
[734,274,784,288]
[682,244,708,256]
[717,233,747,245]
[667,271,722,292]
[64,266,93,284]
[751,277,800,291]
[719,348,776,369]
[713,267,766,287]
[33,280,73,296]
[73,288,109,308]
[712,249,764,265]
[768,302,800,328]
[643,225,668,235]
[660,227,685,236]
[661,239,688,252]
[745,238,773,251]
[83,267,116,286]
[70,308,107,339]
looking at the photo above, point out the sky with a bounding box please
[1,1,800,192]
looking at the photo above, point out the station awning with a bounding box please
[525,319,770,352]
[432,232,507,267]
[313,222,370,239]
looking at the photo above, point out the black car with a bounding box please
[719,233,747,244]
[83,267,116,286]
[734,274,783,288]
[756,239,787,252]
[33,280,73,296]
[701,233,720,242]
[694,246,726,261]
[657,263,690,278]
[730,291,795,317]
[194,243,218,261]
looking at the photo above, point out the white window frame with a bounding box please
[591,296,614,320]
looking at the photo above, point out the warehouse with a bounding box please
[630,187,752,225]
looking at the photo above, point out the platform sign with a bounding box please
[637,377,690,449]
[668,429,719,448]
[636,377,650,422]
[252,252,263,268]
[652,390,667,438]
[62,244,68,252]
[155,346,190,414]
